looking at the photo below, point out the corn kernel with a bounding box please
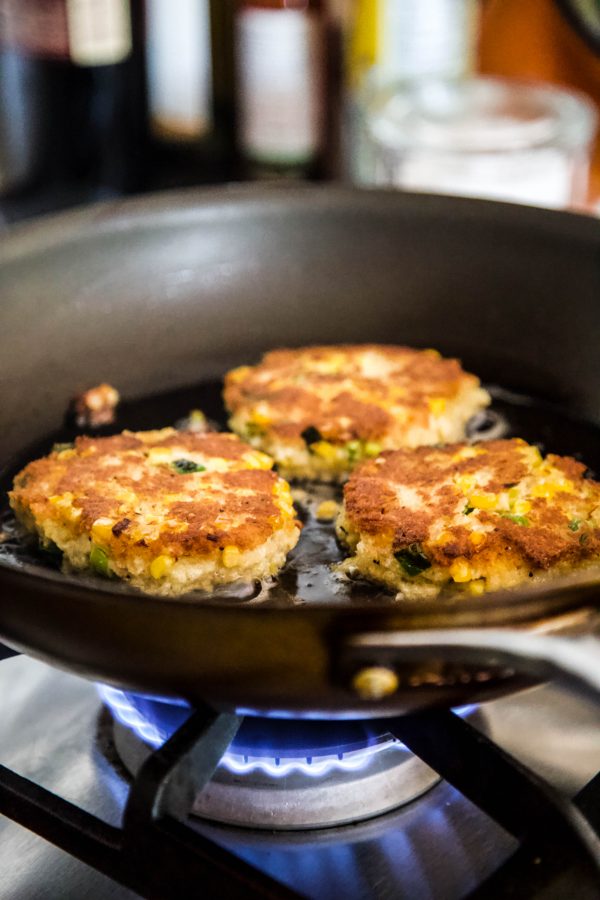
[228,366,251,383]
[312,441,338,461]
[49,492,74,509]
[530,446,544,465]
[469,531,486,546]
[469,580,486,596]
[91,517,114,545]
[455,474,476,493]
[363,441,382,458]
[316,354,345,374]
[428,397,447,416]
[449,558,472,583]
[316,500,339,521]
[222,546,241,568]
[424,348,441,359]
[147,448,173,465]
[531,478,573,500]
[150,555,174,579]
[513,499,531,516]
[250,411,271,427]
[452,447,483,462]
[245,451,273,470]
[274,502,294,520]
[435,531,454,546]
[469,493,497,511]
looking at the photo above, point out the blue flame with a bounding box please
[98,684,475,780]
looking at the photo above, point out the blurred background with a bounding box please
[1,0,600,224]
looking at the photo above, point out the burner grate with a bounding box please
[0,687,597,898]
[102,686,453,828]
[100,684,467,777]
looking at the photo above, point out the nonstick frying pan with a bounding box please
[1,185,600,718]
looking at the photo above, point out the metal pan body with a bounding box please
[1,187,600,716]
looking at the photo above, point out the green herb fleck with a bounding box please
[245,422,264,438]
[394,544,432,577]
[463,504,475,515]
[346,440,362,463]
[52,442,74,453]
[90,545,110,577]
[172,459,206,474]
[568,519,581,532]
[501,513,529,526]
[301,426,322,446]
[580,533,589,545]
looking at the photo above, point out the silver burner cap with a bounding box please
[113,720,441,830]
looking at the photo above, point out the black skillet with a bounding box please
[1,185,600,718]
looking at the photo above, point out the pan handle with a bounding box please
[339,628,600,705]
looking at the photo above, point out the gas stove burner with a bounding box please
[100,686,478,830]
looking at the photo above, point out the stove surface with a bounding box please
[0,655,598,899]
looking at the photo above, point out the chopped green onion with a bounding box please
[463,504,475,515]
[346,440,362,463]
[568,519,581,532]
[172,459,206,474]
[52,442,74,453]
[301,426,322,446]
[90,545,110,577]
[501,513,529,526]
[245,422,264,438]
[580,533,589,545]
[394,544,432,577]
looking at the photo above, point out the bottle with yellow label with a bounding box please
[344,0,477,180]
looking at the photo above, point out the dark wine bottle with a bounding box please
[235,0,327,179]
[144,0,236,189]
[0,0,148,201]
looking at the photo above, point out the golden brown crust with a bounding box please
[343,438,600,572]
[224,344,487,445]
[10,429,299,565]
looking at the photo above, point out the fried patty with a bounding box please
[9,429,301,597]
[337,438,600,599]
[224,345,490,482]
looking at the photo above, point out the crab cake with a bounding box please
[224,345,490,482]
[337,438,600,600]
[9,429,300,597]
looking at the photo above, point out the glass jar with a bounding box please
[362,76,598,209]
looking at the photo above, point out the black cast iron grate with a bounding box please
[0,651,597,899]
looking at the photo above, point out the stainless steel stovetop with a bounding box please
[0,654,598,899]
